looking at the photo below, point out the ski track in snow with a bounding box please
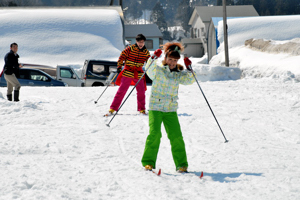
[0,79,300,200]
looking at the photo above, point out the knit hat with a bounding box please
[163,42,184,59]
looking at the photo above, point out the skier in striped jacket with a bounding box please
[107,34,150,115]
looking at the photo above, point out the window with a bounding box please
[159,38,163,45]
[60,68,73,79]
[201,27,205,36]
[92,65,105,74]
[145,40,153,49]
[19,70,28,79]
[109,66,117,73]
[29,71,48,81]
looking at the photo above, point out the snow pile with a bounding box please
[217,15,300,52]
[211,15,300,82]
[0,8,124,68]
[149,53,242,82]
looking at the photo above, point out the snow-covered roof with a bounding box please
[189,5,259,24]
[0,7,124,68]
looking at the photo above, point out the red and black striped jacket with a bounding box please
[117,44,150,79]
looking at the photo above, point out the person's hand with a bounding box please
[19,64,23,68]
[117,67,122,73]
[152,49,162,59]
[184,57,192,71]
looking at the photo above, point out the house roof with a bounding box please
[189,5,259,25]
[125,24,163,38]
[0,6,124,21]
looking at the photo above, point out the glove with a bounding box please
[117,67,122,73]
[151,49,162,59]
[184,57,192,71]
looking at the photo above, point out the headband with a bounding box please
[174,46,181,54]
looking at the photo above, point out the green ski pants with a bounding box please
[141,110,188,170]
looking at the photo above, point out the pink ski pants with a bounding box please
[110,76,145,111]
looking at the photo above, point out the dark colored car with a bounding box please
[81,60,118,87]
[82,59,152,87]
[0,68,67,87]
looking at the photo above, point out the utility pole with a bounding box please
[222,0,229,67]
[110,0,123,9]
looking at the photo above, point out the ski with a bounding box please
[145,168,161,176]
[103,112,114,117]
[152,168,161,176]
[200,171,204,179]
[145,168,202,178]
[177,171,204,179]
[104,111,147,117]
[187,171,203,179]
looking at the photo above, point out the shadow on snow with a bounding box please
[164,171,263,183]
[193,171,263,182]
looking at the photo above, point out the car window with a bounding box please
[92,65,105,74]
[109,66,117,73]
[60,68,73,78]
[19,70,28,79]
[29,71,48,82]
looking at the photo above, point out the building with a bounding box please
[182,5,259,60]
[124,24,163,51]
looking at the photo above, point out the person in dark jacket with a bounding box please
[3,43,22,101]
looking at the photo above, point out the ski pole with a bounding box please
[187,64,229,143]
[94,72,119,104]
[106,57,157,127]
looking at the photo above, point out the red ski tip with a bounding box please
[200,171,204,179]
[157,169,161,176]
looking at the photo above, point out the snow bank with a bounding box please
[211,15,300,82]
[217,15,300,52]
[0,8,124,69]
[153,54,242,82]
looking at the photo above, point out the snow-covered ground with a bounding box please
[1,9,300,200]
[1,78,299,199]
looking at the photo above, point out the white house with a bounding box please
[182,5,259,59]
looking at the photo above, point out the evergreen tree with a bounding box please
[151,1,171,40]
[162,0,182,26]
[217,0,235,5]
[123,0,143,23]
[176,0,192,36]
[259,0,270,15]
[275,0,286,15]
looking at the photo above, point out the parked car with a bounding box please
[81,60,118,86]
[0,68,67,87]
[22,63,84,87]
[82,59,153,87]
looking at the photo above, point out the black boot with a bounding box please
[7,94,12,101]
[14,90,20,102]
